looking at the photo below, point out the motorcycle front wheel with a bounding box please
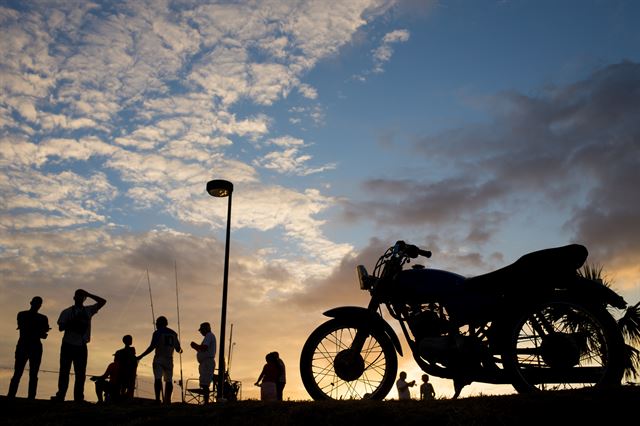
[503,298,625,393]
[299,318,398,400]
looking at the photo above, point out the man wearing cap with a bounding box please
[137,315,182,404]
[53,289,107,402]
[7,296,50,399]
[190,322,216,404]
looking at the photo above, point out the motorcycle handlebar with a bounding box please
[394,241,432,259]
[418,248,432,258]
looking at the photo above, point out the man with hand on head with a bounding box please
[52,289,107,402]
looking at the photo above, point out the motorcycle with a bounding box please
[300,241,628,400]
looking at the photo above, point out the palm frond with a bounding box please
[622,343,640,381]
[619,302,640,348]
[577,263,608,287]
[577,263,640,380]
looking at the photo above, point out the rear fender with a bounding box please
[323,306,403,356]
[568,277,627,309]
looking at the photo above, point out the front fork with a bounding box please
[349,297,382,353]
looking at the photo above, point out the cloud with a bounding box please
[342,61,640,287]
[298,83,318,100]
[288,104,325,126]
[372,29,409,73]
[0,226,351,399]
[373,29,409,73]
[253,136,337,176]
[0,169,117,230]
[352,27,410,81]
[0,0,407,400]
[1,0,387,242]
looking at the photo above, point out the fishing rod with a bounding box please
[146,268,156,330]
[146,267,160,400]
[227,323,234,376]
[174,260,185,403]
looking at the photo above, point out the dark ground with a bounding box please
[2,386,639,425]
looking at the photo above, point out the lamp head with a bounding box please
[207,179,233,197]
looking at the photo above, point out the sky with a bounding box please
[1,0,639,402]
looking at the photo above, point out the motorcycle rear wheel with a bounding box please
[300,318,398,400]
[504,298,624,393]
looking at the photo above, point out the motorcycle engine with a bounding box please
[407,304,480,367]
[407,304,448,341]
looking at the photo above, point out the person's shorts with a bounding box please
[198,357,215,388]
[152,358,173,382]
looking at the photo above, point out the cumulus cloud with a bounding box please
[0,0,393,238]
[0,169,117,230]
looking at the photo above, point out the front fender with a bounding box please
[323,306,403,356]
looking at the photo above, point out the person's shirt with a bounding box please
[17,309,49,345]
[261,362,279,383]
[396,378,411,400]
[150,326,181,361]
[197,331,216,363]
[115,346,137,378]
[58,304,101,345]
[420,382,435,400]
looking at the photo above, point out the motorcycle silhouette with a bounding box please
[300,241,628,400]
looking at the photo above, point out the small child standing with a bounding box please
[420,374,435,401]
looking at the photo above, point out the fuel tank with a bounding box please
[391,268,466,304]
[389,267,501,321]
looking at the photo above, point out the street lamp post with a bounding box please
[206,179,233,402]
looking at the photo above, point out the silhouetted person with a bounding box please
[137,316,182,404]
[7,296,50,399]
[255,352,279,401]
[190,322,216,404]
[90,354,119,403]
[396,371,415,400]
[114,335,137,400]
[52,289,106,402]
[273,351,286,401]
[420,374,435,401]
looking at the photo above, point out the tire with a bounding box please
[503,297,625,393]
[300,318,398,400]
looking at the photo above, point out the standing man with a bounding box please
[137,316,182,404]
[396,371,415,400]
[190,322,216,404]
[53,289,107,402]
[7,296,50,399]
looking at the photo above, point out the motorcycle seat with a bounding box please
[463,244,588,293]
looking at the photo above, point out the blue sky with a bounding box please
[1,0,639,401]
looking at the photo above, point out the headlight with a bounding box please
[357,265,371,290]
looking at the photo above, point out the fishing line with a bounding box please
[115,271,146,325]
